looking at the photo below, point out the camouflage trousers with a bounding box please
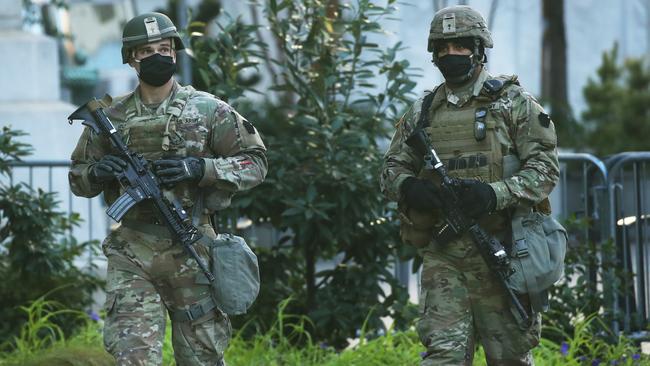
[102,223,231,366]
[416,236,541,366]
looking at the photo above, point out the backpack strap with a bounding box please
[511,206,550,314]
[192,189,205,227]
[416,84,444,129]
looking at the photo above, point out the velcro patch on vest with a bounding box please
[445,154,488,171]
[242,119,256,134]
[538,112,551,128]
[442,13,456,34]
[144,17,162,39]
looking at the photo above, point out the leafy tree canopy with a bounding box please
[582,44,650,156]
[189,0,420,347]
[0,127,101,347]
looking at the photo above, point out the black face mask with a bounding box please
[436,54,476,84]
[137,53,176,87]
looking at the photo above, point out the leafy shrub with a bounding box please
[0,126,102,346]
[2,299,648,366]
[546,215,632,345]
[190,0,420,348]
[0,296,112,366]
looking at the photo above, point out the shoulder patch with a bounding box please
[538,112,551,128]
[242,119,256,134]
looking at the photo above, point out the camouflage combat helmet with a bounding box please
[121,12,185,64]
[427,5,493,56]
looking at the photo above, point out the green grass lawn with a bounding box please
[1,298,649,365]
[2,323,649,366]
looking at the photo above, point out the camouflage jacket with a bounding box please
[69,81,267,220]
[380,68,559,214]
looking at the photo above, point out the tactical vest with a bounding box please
[104,86,232,222]
[401,76,520,248]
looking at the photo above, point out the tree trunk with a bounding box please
[541,0,568,113]
[643,0,650,60]
[304,238,316,310]
[541,0,573,143]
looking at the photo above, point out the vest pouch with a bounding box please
[507,211,567,312]
[399,207,439,248]
[502,154,520,179]
[204,188,235,212]
[209,233,260,315]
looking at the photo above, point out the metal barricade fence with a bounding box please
[4,160,109,268]
[605,152,650,335]
[556,152,609,325]
[558,152,650,336]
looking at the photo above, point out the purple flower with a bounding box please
[633,353,641,361]
[610,360,619,365]
[560,342,569,356]
[420,351,429,359]
[86,310,100,322]
[592,359,601,366]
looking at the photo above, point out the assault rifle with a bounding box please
[68,95,215,283]
[406,129,529,325]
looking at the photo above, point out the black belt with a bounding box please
[445,154,488,171]
[121,214,212,236]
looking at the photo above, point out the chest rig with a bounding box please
[417,76,518,235]
[115,85,210,161]
[106,86,213,219]
[420,77,518,184]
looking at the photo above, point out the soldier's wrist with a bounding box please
[488,181,513,211]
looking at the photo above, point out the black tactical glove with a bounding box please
[153,157,205,186]
[400,177,442,211]
[454,178,497,218]
[89,154,127,184]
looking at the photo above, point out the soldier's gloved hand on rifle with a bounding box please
[454,178,497,218]
[153,157,205,186]
[89,154,127,184]
[400,177,442,211]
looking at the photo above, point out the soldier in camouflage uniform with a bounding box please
[380,6,559,366]
[69,12,267,366]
